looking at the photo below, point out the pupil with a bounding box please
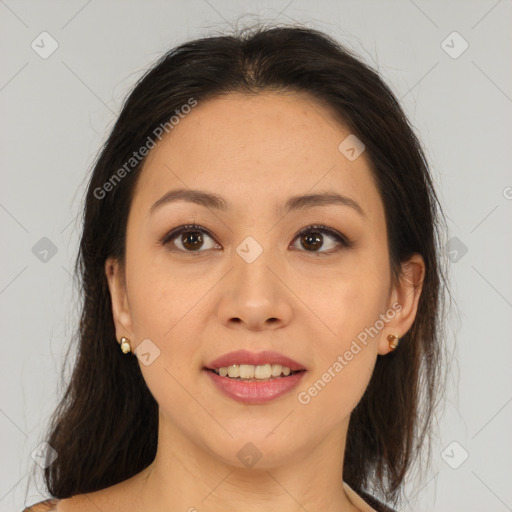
[302,233,322,251]
[182,232,203,250]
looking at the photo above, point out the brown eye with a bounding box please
[160,223,351,256]
[160,224,220,253]
[181,231,204,251]
[300,232,323,251]
[291,224,351,254]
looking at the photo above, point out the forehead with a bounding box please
[132,92,383,221]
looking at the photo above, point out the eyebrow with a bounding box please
[149,188,365,217]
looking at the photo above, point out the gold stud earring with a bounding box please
[387,334,400,351]
[119,337,132,354]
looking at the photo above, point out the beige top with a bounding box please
[23,483,381,511]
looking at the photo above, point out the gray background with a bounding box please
[1,1,511,511]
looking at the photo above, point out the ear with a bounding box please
[377,253,425,356]
[105,256,134,341]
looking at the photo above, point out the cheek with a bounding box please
[124,253,210,394]
[310,253,389,343]
[295,356,376,436]
[297,286,385,418]
[124,243,212,342]
[298,255,389,406]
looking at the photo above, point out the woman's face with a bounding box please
[106,91,423,469]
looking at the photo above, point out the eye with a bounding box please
[290,224,352,254]
[160,223,352,255]
[160,224,220,254]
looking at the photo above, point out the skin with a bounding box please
[59,91,424,512]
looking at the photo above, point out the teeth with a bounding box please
[213,363,295,380]
[227,365,239,378]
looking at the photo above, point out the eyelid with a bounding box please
[292,223,353,250]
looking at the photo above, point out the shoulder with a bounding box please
[21,494,100,512]
[21,495,89,512]
[21,499,60,512]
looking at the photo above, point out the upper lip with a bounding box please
[205,350,306,371]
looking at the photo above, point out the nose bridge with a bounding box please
[217,235,293,329]
[236,240,276,297]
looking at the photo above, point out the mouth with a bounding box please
[203,365,307,404]
[203,350,307,403]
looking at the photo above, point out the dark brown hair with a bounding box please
[34,22,450,508]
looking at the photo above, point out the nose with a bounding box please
[217,245,293,331]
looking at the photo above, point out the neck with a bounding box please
[130,411,361,512]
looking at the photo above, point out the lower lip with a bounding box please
[203,369,306,404]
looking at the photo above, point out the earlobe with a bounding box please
[105,257,133,340]
[378,254,425,355]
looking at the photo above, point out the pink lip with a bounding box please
[205,350,306,371]
[203,368,306,404]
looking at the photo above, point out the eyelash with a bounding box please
[159,223,353,256]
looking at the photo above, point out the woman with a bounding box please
[23,23,448,512]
